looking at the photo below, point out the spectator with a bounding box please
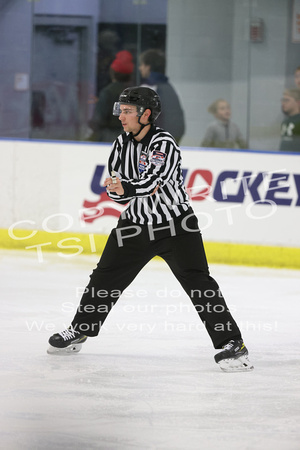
[294,66,300,89]
[201,99,247,149]
[139,49,185,143]
[279,88,300,152]
[88,51,134,143]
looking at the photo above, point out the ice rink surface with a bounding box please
[1,249,300,450]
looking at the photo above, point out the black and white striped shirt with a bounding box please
[107,125,190,225]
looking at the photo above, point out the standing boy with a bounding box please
[201,99,247,149]
[48,87,253,372]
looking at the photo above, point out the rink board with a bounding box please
[0,139,299,267]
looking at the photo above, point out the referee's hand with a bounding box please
[104,177,124,196]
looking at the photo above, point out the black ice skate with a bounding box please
[47,326,87,355]
[214,339,254,372]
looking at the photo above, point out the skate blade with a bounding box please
[218,355,254,372]
[47,344,83,355]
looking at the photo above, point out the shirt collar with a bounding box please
[124,124,156,145]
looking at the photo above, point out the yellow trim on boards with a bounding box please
[203,241,300,270]
[0,228,299,269]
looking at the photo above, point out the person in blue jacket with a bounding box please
[139,49,185,144]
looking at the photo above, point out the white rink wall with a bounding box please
[1,139,299,248]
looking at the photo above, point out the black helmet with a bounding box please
[113,86,161,122]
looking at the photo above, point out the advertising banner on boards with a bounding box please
[1,140,299,248]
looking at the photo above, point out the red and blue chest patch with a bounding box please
[138,152,148,173]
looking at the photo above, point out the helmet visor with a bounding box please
[112,102,122,116]
[113,102,145,117]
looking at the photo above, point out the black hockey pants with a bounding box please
[72,212,242,349]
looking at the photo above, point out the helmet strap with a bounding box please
[132,117,151,138]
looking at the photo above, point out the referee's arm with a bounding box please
[124,141,180,198]
[106,135,180,202]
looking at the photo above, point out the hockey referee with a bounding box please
[48,86,253,372]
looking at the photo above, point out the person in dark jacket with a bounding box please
[139,49,185,143]
[89,50,134,143]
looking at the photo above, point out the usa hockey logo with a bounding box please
[81,165,300,224]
